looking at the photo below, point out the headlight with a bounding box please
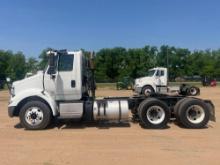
[135,79,142,84]
[135,79,138,84]
[11,86,15,97]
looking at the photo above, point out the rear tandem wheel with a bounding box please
[138,98,170,129]
[174,98,210,128]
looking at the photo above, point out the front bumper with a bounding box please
[133,85,142,94]
[8,106,16,117]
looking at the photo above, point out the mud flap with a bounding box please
[204,100,216,122]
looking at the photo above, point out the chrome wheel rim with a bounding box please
[25,107,44,126]
[190,88,197,95]
[144,88,152,96]
[186,105,205,124]
[146,106,165,124]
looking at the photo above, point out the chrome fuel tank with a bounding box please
[93,100,129,121]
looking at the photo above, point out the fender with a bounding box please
[8,88,58,116]
[141,84,156,92]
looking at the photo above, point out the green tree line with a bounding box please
[1,45,220,82]
[95,46,220,82]
[0,49,48,81]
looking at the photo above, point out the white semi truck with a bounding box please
[134,67,200,96]
[7,49,215,130]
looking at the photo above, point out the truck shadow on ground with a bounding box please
[14,119,132,130]
[171,121,210,129]
[14,120,177,130]
[53,120,132,129]
[14,120,211,130]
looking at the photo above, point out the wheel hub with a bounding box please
[186,105,205,124]
[144,89,152,96]
[190,88,197,95]
[30,112,37,119]
[149,110,159,118]
[146,106,165,124]
[25,107,44,126]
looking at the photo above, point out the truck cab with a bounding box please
[8,50,95,129]
[9,50,88,101]
[134,67,168,95]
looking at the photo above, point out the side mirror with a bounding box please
[47,52,56,75]
[6,77,11,83]
[155,70,161,77]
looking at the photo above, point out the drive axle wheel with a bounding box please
[174,98,191,122]
[177,99,210,128]
[138,98,170,129]
[19,101,51,130]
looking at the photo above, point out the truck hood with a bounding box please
[135,76,154,85]
[12,72,44,96]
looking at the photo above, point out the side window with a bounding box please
[161,70,164,76]
[156,70,160,76]
[58,55,74,71]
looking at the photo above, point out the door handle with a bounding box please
[51,74,56,79]
[71,80,76,88]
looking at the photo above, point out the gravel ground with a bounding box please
[0,87,219,165]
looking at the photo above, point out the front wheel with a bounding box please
[142,86,155,96]
[19,101,52,130]
[138,98,170,129]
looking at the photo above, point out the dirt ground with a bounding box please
[0,88,220,165]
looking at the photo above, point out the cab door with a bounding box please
[55,54,77,101]
[159,69,167,86]
[155,69,167,86]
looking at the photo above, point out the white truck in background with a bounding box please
[134,67,200,96]
[7,49,215,130]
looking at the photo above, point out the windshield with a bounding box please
[146,70,155,77]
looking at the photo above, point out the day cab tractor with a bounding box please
[7,49,215,130]
[202,76,217,87]
[134,67,200,96]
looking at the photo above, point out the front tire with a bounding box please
[138,98,170,129]
[19,101,52,130]
[142,86,155,96]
